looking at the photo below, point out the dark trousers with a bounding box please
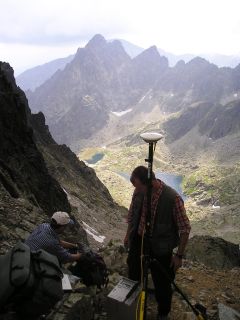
[127,235,175,316]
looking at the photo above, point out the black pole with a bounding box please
[143,142,154,320]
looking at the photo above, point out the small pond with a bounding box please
[86,153,104,164]
[118,171,186,200]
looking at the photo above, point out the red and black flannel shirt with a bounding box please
[127,180,191,236]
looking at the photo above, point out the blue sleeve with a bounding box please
[46,240,75,263]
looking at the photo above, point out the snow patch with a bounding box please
[212,205,221,209]
[62,187,71,200]
[139,94,147,103]
[111,109,132,117]
[82,221,106,243]
[138,89,152,103]
[234,93,238,98]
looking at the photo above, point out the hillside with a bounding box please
[0,62,127,255]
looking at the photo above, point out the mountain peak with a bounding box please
[85,34,107,49]
[188,56,211,66]
[139,45,160,58]
[134,45,169,69]
[109,39,125,50]
[0,62,16,89]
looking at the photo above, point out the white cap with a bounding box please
[51,211,74,226]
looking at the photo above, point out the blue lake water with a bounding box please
[118,171,186,200]
[86,153,104,164]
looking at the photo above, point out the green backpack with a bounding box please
[0,242,64,319]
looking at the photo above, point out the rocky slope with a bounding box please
[46,238,240,320]
[0,61,127,256]
[0,62,70,214]
[31,111,127,246]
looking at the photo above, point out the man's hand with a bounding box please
[60,240,78,249]
[170,255,183,272]
[71,252,82,261]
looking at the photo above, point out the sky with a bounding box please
[0,0,240,75]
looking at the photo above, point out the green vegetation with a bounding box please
[79,146,148,208]
[183,162,240,205]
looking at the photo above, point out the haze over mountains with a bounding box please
[24,34,240,153]
[17,35,240,92]
[17,55,74,91]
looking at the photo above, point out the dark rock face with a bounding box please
[163,102,213,142]
[31,111,114,204]
[0,62,70,214]
[199,100,240,139]
[186,235,240,269]
[0,61,126,255]
[163,99,240,142]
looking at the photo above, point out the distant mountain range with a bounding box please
[16,37,240,92]
[119,39,240,68]
[17,55,74,91]
[25,34,240,152]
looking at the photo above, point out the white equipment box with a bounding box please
[106,277,141,320]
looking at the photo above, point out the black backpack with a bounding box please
[0,242,64,319]
[69,251,109,289]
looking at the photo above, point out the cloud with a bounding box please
[0,0,240,73]
[0,0,132,45]
[0,42,79,75]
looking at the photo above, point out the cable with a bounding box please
[136,227,146,320]
[140,227,145,286]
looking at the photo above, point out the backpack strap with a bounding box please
[10,242,32,288]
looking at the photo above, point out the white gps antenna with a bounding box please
[140,132,163,143]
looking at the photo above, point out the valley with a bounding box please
[79,128,240,244]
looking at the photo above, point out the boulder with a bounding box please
[186,236,240,269]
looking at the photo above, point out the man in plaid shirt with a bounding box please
[125,166,191,320]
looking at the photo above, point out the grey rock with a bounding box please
[218,303,240,320]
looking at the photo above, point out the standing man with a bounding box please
[26,211,81,263]
[125,166,191,320]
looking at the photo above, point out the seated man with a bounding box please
[25,211,81,263]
